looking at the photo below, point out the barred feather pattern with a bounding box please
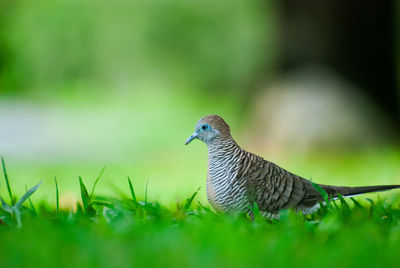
[206,138,314,218]
[207,139,252,213]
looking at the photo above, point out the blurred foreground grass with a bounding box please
[0,159,400,268]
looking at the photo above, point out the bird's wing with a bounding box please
[247,159,323,213]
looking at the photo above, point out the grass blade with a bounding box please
[0,196,12,213]
[338,194,350,210]
[350,197,363,209]
[14,180,42,209]
[79,176,90,209]
[311,182,332,209]
[78,176,96,216]
[54,177,59,215]
[90,201,113,208]
[184,187,200,211]
[25,184,37,215]
[15,209,22,228]
[90,167,106,199]
[1,157,14,205]
[366,198,374,206]
[127,176,137,204]
[144,180,149,203]
[197,201,213,213]
[366,198,375,215]
[331,196,339,210]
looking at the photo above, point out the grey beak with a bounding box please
[185,133,198,145]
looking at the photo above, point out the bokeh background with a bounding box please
[1,0,399,206]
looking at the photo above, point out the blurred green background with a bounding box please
[0,0,399,207]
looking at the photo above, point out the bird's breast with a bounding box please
[206,177,222,212]
[206,151,250,213]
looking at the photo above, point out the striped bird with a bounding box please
[185,115,400,219]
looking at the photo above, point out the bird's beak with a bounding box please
[185,133,198,145]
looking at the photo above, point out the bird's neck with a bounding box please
[207,137,239,156]
[207,137,242,182]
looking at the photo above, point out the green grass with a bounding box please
[1,159,400,267]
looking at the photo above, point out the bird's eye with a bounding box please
[201,124,210,131]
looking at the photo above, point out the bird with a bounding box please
[185,115,400,219]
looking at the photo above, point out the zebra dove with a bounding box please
[185,115,400,219]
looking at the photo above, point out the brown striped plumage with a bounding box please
[186,115,400,219]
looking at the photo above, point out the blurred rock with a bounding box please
[246,66,396,153]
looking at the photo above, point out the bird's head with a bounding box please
[185,115,231,146]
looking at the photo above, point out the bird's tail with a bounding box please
[320,184,400,198]
[296,181,400,213]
